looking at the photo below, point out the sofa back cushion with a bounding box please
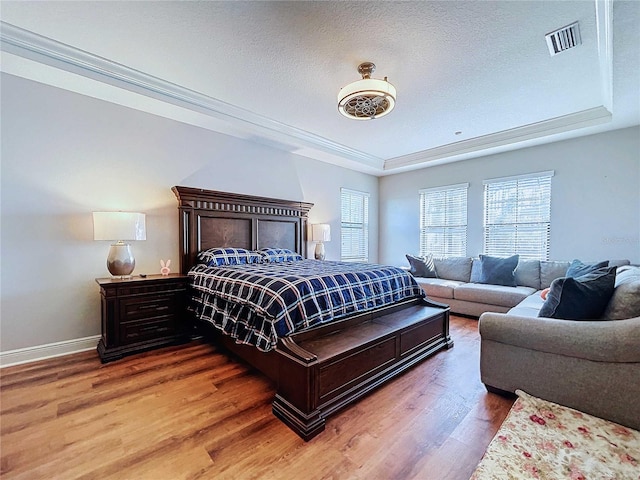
[602,266,640,320]
[433,256,472,282]
[540,260,571,289]
[514,259,541,290]
[538,267,617,320]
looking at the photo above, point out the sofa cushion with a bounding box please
[507,292,546,317]
[433,257,472,282]
[539,260,571,289]
[514,259,541,290]
[454,283,536,308]
[602,281,640,320]
[566,259,608,278]
[602,267,640,320]
[609,259,631,268]
[614,265,640,287]
[413,278,463,299]
[478,254,519,286]
[538,267,617,320]
[406,254,437,278]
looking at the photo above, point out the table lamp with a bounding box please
[93,211,146,277]
[311,224,331,260]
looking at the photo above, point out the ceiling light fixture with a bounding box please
[338,62,396,120]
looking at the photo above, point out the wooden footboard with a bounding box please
[219,298,452,440]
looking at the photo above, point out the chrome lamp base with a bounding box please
[314,242,326,261]
[107,241,136,277]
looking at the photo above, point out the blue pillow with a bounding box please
[258,248,303,263]
[478,254,519,287]
[197,247,262,266]
[538,267,617,320]
[406,254,437,278]
[566,259,608,278]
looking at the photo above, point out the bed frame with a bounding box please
[173,186,453,440]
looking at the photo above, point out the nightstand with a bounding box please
[96,274,191,363]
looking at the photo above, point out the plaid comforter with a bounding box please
[189,260,424,352]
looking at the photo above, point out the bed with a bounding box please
[173,186,453,440]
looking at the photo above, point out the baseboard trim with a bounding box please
[0,335,101,368]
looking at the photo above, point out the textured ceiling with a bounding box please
[1,1,638,175]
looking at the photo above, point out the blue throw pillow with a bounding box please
[565,259,609,278]
[538,266,617,320]
[478,254,519,287]
[406,254,437,278]
[197,247,263,266]
[258,248,303,263]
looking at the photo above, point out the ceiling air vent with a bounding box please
[545,21,581,56]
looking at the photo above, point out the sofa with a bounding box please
[407,254,640,430]
[408,255,630,317]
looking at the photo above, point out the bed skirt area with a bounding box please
[470,390,640,479]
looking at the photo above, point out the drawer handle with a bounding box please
[138,305,169,311]
[126,326,170,338]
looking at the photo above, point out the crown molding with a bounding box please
[0,21,384,171]
[384,106,612,171]
[0,1,616,176]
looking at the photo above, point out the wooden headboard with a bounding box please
[172,186,314,274]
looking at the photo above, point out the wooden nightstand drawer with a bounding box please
[96,274,191,363]
[120,294,182,322]
[120,316,177,345]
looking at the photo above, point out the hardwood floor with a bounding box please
[0,316,514,480]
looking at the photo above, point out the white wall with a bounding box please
[0,73,378,352]
[379,126,640,267]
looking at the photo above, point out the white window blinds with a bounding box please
[341,188,369,262]
[483,171,554,260]
[419,183,468,258]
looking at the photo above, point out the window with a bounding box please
[341,188,369,262]
[419,183,468,257]
[483,171,554,260]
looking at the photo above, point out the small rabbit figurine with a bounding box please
[160,259,171,276]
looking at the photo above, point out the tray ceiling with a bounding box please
[1,1,638,175]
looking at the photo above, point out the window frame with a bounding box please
[419,183,469,258]
[340,188,370,262]
[483,170,554,261]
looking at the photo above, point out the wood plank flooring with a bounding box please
[0,316,514,480]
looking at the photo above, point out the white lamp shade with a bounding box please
[93,212,146,241]
[311,224,331,242]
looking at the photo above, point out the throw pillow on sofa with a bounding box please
[433,256,472,282]
[478,254,519,287]
[566,259,609,278]
[538,266,617,320]
[406,254,437,278]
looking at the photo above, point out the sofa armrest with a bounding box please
[478,313,640,363]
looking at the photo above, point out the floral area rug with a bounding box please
[470,390,640,479]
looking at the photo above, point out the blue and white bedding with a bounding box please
[189,259,424,352]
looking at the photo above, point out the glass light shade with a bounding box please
[311,224,331,242]
[338,78,396,120]
[93,212,146,241]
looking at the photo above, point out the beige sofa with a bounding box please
[479,265,640,430]
[479,311,640,430]
[412,257,626,317]
[410,256,640,430]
